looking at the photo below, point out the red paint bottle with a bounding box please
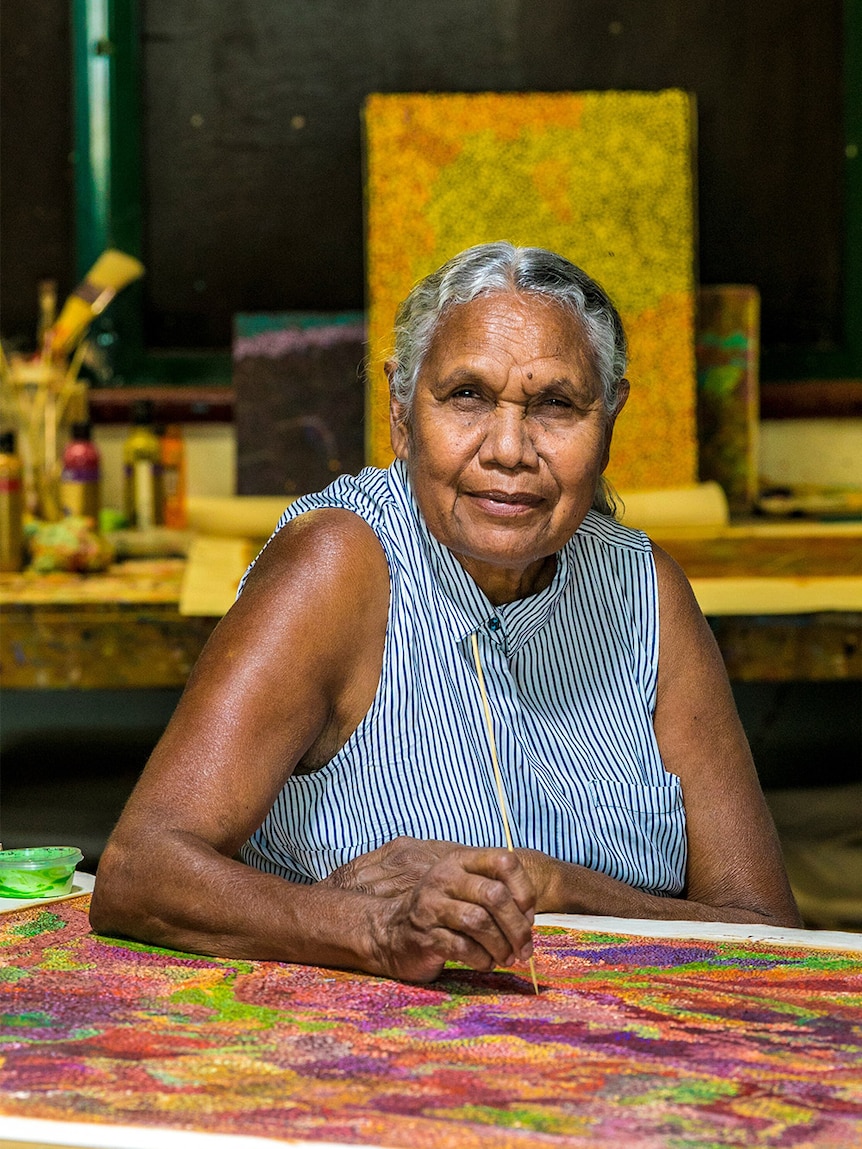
[60,421,101,523]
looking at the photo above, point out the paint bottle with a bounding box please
[0,430,25,572]
[60,421,101,523]
[123,400,162,529]
[159,423,188,529]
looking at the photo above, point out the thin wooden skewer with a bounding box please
[470,631,540,995]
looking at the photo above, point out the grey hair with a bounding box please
[388,241,627,516]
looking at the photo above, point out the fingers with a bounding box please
[322,858,358,890]
[473,848,537,919]
[362,845,539,983]
[397,848,534,973]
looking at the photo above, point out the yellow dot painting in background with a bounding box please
[363,90,698,491]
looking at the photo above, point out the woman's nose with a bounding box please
[479,405,539,469]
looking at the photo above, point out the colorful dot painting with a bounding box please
[363,91,699,491]
[1,898,861,1147]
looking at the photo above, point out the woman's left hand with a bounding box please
[322,836,455,897]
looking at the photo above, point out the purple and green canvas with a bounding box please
[1,898,860,1148]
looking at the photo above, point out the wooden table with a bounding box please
[660,531,862,680]
[1,530,861,688]
[0,560,218,689]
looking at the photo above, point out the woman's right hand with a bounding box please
[321,835,454,897]
[364,846,536,983]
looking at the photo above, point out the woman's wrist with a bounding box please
[514,848,565,913]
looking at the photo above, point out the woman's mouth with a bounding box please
[468,489,544,515]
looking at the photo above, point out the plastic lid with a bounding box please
[0,846,83,870]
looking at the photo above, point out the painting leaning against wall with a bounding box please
[363,90,699,493]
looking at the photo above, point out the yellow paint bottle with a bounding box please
[123,400,162,529]
[0,430,25,572]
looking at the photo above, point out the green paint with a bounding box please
[444,1103,577,1134]
[622,1078,738,1107]
[668,1140,730,1149]
[719,945,862,972]
[148,1067,191,1088]
[40,948,90,972]
[0,966,30,983]
[0,1011,53,1028]
[72,0,144,375]
[698,331,750,351]
[170,982,282,1026]
[235,311,365,338]
[402,1003,459,1027]
[11,910,65,938]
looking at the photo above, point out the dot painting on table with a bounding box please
[1,897,860,1148]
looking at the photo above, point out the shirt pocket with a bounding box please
[587,774,686,894]
[589,776,683,815]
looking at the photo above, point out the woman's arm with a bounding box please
[90,509,536,980]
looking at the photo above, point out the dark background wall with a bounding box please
[1,3,858,876]
[1,0,75,346]
[1,0,846,354]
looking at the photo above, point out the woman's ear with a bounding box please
[600,378,630,472]
[386,359,409,460]
[614,378,630,417]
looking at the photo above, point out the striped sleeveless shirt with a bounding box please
[240,460,686,896]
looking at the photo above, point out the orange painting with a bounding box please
[363,91,698,491]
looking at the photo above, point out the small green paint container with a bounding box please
[0,846,84,899]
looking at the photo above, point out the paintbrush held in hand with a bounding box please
[48,250,144,359]
[470,631,540,995]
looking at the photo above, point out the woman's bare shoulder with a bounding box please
[649,538,725,688]
[650,539,696,607]
[202,506,391,701]
[240,507,390,611]
[649,540,710,639]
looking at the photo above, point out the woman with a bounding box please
[91,243,800,981]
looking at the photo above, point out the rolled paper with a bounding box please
[186,496,292,539]
[617,482,729,532]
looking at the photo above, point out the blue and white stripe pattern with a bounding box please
[240,460,686,896]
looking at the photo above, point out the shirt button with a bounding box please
[488,617,501,632]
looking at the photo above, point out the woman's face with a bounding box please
[389,290,627,603]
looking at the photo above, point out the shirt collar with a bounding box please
[387,459,572,655]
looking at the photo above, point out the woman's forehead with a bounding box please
[424,291,594,375]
